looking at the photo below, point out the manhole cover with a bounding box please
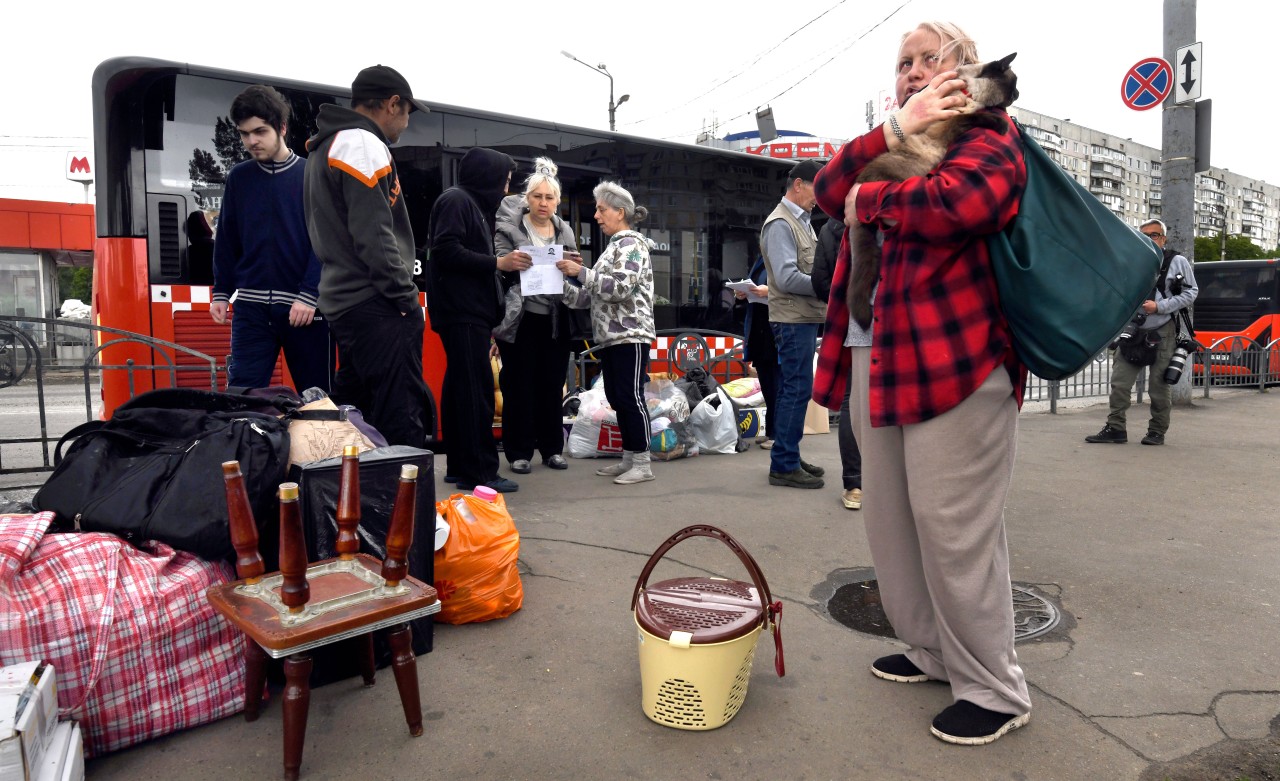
[828,580,1060,642]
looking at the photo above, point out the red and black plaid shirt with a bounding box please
[813,113,1027,427]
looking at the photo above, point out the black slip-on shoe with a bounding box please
[870,654,931,683]
[930,700,1030,745]
[543,454,569,469]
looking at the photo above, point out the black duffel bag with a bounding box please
[33,388,291,561]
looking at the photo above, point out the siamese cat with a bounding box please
[846,52,1019,329]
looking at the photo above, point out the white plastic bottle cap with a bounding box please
[472,485,499,502]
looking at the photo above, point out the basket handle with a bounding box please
[630,524,785,677]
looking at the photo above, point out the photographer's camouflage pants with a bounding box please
[1107,319,1178,436]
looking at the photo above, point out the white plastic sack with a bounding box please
[688,388,739,454]
[567,387,623,458]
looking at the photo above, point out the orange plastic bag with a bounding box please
[433,492,523,624]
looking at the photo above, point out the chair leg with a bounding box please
[386,623,423,737]
[244,638,269,722]
[283,653,313,781]
[358,634,377,687]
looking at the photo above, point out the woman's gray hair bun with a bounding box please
[593,180,648,226]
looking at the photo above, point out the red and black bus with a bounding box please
[1191,258,1280,380]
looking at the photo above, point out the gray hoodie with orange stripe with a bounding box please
[303,103,419,319]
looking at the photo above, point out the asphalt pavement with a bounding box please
[33,389,1280,779]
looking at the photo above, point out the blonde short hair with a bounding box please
[904,21,979,69]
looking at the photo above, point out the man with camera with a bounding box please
[1086,220,1198,446]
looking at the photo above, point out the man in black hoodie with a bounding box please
[428,147,530,492]
[304,65,431,447]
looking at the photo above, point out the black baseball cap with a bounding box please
[351,65,430,114]
[787,160,824,183]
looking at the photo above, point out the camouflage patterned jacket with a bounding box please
[563,229,656,349]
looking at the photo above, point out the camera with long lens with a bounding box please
[1109,312,1147,350]
[1163,338,1194,384]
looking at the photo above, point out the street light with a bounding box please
[561,50,628,131]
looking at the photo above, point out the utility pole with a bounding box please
[1163,0,1196,404]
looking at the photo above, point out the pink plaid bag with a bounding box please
[0,512,245,757]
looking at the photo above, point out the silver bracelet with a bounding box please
[888,113,906,143]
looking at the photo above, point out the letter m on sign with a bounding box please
[69,157,90,174]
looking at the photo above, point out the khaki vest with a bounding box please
[761,201,825,323]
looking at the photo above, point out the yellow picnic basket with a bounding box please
[631,525,784,730]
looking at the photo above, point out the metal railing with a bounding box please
[0,315,222,475]
[1023,338,1278,412]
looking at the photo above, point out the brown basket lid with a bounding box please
[634,576,765,644]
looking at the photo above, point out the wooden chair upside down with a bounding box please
[206,446,440,780]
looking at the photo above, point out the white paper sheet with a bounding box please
[518,244,565,296]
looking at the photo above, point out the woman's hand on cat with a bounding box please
[896,70,969,136]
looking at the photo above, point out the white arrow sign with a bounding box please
[1175,41,1202,104]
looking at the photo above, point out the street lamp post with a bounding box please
[561,50,629,131]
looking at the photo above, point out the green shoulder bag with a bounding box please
[988,120,1162,380]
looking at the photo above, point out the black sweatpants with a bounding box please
[599,342,650,452]
[327,297,428,448]
[496,312,571,463]
[439,324,500,485]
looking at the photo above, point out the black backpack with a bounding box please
[33,388,292,561]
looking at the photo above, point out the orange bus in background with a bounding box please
[1191,258,1280,380]
[90,58,792,435]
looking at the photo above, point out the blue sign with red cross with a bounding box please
[1122,57,1173,111]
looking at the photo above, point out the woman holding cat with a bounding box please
[812,21,1031,745]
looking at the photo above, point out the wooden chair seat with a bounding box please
[207,553,438,659]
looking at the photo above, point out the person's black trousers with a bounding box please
[496,312,571,463]
[599,342,651,452]
[327,297,428,448]
[439,323,500,485]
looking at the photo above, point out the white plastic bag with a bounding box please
[688,388,739,454]
[567,387,623,458]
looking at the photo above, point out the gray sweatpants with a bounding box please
[855,353,1031,716]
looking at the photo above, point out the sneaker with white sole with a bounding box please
[842,488,862,510]
[930,700,1029,745]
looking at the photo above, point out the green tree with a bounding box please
[1192,233,1269,262]
[56,267,92,306]
[188,148,222,186]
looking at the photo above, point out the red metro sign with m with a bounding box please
[1122,57,1173,111]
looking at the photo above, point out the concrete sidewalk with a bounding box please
[77,390,1279,780]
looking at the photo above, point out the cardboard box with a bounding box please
[736,407,766,438]
[33,722,82,781]
[0,662,57,781]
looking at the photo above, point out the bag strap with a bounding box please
[630,524,784,677]
[53,420,108,464]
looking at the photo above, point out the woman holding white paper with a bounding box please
[493,157,581,474]
[556,181,657,485]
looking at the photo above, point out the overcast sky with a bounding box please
[2,0,1270,204]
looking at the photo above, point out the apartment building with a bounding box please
[1010,107,1279,251]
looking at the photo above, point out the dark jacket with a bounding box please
[426,148,515,330]
[212,154,321,310]
[811,216,843,304]
[303,104,419,319]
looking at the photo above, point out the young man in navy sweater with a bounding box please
[211,85,334,394]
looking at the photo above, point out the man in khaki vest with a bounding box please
[761,160,827,488]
